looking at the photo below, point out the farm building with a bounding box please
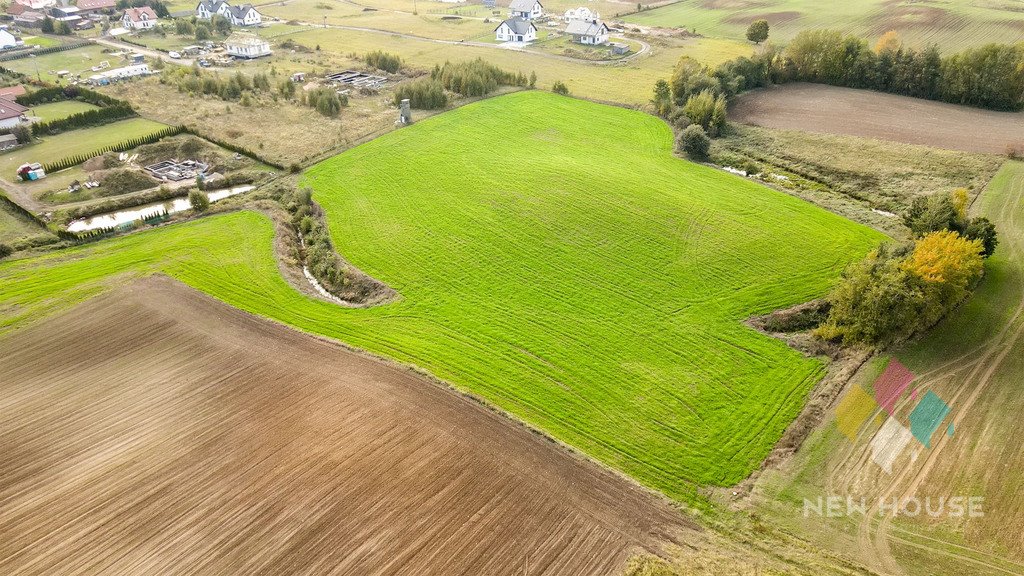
[224,33,271,58]
[88,63,150,85]
[609,41,629,55]
[0,29,22,50]
[563,6,597,22]
[76,0,117,14]
[0,85,27,100]
[0,133,18,150]
[121,6,157,29]
[508,0,542,20]
[495,17,537,42]
[0,98,28,129]
[12,0,54,10]
[565,19,609,45]
[13,10,45,26]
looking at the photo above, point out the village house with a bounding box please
[562,6,597,22]
[0,29,23,50]
[12,0,55,11]
[0,98,28,130]
[224,33,271,58]
[507,0,542,20]
[565,19,609,45]
[75,0,117,15]
[225,4,261,26]
[494,17,537,42]
[196,0,262,26]
[122,6,158,29]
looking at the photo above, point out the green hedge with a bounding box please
[0,40,93,63]
[32,103,136,136]
[42,125,185,173]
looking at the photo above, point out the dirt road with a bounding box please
[0,276,692,575]
[730,83,1024,154]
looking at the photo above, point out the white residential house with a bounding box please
[563,6,597,22]
[508,0,542,20]
[197,0,261,25]
[565,19,609,45]
[195,0,226,19]
[494,17,536,42]
[225,4,261,26]
[121,6,158,29]
[224,33,271,58]
[0,29,23,50]
[13,0,55,11]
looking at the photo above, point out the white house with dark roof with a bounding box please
[508,0,542,20]
[121,6,157,29]
[565,19,609,45]
[495,17,536,42]
[225,4,261,26]
[196,0,261,25]
[195,0,226,18]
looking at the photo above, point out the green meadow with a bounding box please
[626,0,1024,51]
[0,92,882,501]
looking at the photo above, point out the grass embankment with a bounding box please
[755,161,1024,574]
[625,0,1024,51]
[0,92,882,502]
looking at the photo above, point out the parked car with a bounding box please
[198,59,211,67]
[168,51,181,59]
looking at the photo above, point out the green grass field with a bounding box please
[0,92,883,502]
[626,0,1024,51]
[0,118,168,178]
[26,101,100,123]
[3,45,115,84]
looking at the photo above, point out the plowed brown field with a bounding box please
[730,83,1024,154]
[0,276,692,575]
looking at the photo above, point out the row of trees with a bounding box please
[16,85,124,107]
[393,77,447,109]
[31,103,135,136]
[817,190,998,345]
[660,30,1024,113]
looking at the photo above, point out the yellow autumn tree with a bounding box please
[951,187,969,220]
[874,30,902,54]
[903,230,983,284]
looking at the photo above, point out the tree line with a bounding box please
[31,103,136,136]
[654,29,1024,145]
[43,125,185,173]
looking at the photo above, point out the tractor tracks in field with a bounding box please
[837,170,1024,575]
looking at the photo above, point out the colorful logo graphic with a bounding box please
[836,358,955,474]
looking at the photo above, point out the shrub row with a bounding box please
[0,40,93,63]
[393,77,447,109]
[16,85,126,107]
[431,58,531,97]
[43,125,185,173]
[31,103,136,136]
